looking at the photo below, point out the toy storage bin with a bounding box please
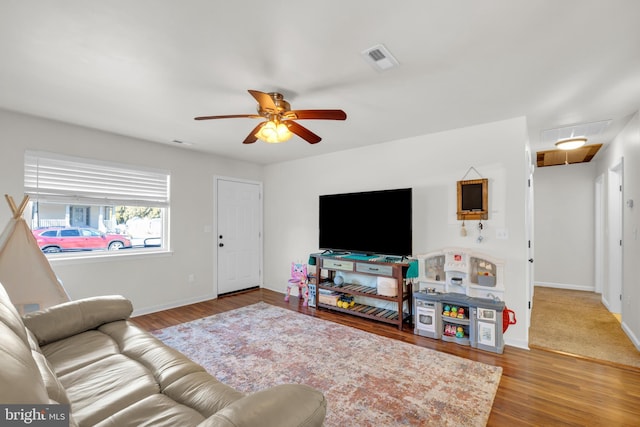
[477,275,496,287]
[319,292,340,306]
[377,277,398,297]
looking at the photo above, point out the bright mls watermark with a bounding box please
[0,405,69,426]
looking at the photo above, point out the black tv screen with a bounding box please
[319,188,412,257]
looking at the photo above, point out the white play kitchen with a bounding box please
[412,248,513,354]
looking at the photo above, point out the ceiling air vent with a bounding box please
[361,44,399,71]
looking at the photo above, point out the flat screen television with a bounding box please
[319,188,412,257]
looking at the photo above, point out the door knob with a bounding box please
[219,235,223,239]
[528,258,534,263]
[219,243,224,247]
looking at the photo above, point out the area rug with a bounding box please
[529,286,640,369]
[152,302,502,426]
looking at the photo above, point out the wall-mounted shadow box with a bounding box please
[457,178,488,220]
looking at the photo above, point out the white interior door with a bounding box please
[215,178,262,295]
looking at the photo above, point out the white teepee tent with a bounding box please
[0,194,70,313]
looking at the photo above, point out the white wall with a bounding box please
[0,109,534,348]
[263,117,531,348]
[0,109,264,315]
[534,162,596,290]
[595,110,640,349]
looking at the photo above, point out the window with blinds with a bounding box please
[24,151,170,256]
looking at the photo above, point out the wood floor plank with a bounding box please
[131,288,640,426]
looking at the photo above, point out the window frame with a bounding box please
[24,150,171,259]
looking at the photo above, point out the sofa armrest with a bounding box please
[198,384,326,427]
[23,296,133,345]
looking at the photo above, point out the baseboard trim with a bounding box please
[621,321,640,351]
[132,293,217,317]
[535,282,595,292]
[263,284,286,295]
[505,338,529,350]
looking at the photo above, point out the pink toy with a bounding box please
[284,262,309,306]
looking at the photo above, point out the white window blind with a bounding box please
[24,151,170,207]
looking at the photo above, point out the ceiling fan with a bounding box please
[194,90,347,144]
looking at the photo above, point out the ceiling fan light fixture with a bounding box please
[196,89,346,145]
[555,137,587,150]
[256,120,293,143]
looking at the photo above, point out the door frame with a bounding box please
[526,161,534,331]
[606,160,623,313]
[594,173,605,294]
[213,176,264,297]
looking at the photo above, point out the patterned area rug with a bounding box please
[152,302,502,426]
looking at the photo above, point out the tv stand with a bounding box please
[309,253,413,330]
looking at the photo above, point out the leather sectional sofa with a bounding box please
[0,283,326,426]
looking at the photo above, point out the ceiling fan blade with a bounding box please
[243,122,265,144]
[248,90,278,113]
[194,114,261,120]
[287,121,322,144]
[285,110,347,120]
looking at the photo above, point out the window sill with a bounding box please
[47,248,173,266]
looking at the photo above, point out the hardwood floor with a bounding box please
[132,289,640,426]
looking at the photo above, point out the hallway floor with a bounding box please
[529,286,639,370]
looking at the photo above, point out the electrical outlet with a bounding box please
[496,229,509,240]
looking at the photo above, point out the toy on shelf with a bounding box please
[444,324,463,337]
[443,305,451,316]
[284,262,309,306]
[336,294,355,309]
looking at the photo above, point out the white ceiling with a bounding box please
[1,0,639,165]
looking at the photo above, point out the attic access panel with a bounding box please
[536,144,602,167]
[457,178,488,220]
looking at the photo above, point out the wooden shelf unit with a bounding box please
[310,254,412,330]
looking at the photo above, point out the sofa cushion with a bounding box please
[0,283,29,346]
[31,350,70,404]
[163,372,245,417]
[41,330,120,376]
[59,353,160,426]
[26,328,43,352]
[0,322,50,404]
[99,321,245,416]
[23,295,133,345]
[99,321,214,388]
[93,394,206,427]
